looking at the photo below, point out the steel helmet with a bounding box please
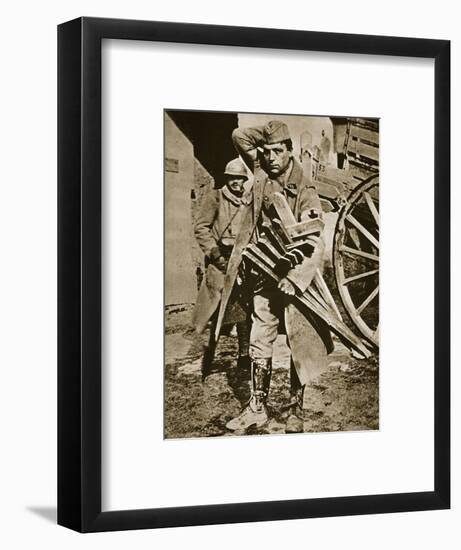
[224,158,248,180]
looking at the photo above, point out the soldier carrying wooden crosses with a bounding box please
[220,120,334,433]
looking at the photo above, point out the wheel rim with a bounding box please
[333,174,379,347]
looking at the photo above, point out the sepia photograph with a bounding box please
[164,109,379,439]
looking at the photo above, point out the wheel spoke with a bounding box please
[341,245,379,263]
[363,191,379,226]
[346,213,379,250]
[343,268,379,285]
[348,227,361,249]
[356,286,379,315]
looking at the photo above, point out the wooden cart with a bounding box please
[312,118,379,348]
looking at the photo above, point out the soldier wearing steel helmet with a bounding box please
[192,158,252,372]
[223,120,333,433]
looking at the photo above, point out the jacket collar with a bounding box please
[268,159,304,196]
[222,184,252,206]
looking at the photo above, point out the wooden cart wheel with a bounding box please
[333,174,379,347]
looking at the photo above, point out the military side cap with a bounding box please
[263,120,291,144]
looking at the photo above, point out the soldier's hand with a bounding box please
[278,277,296,296]
[209,246,221,262]
[208,247,226,272]
[214,256,227,273]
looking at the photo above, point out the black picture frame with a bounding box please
[58,17,450,532]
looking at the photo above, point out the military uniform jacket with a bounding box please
[232,125,324,293]
[194,186,250,256]
[192,186,250,333]
[229,126,333,384]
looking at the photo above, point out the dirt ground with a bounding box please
[164,304,379,439]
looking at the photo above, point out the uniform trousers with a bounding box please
[249,287,285,360]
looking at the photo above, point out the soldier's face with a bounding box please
[263,142,292,176]
[226,176,246,195]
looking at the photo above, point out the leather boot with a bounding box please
[237,321,250,358]
[285,385,305,434]
[237,355,251,371]
[226,358,272,431]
